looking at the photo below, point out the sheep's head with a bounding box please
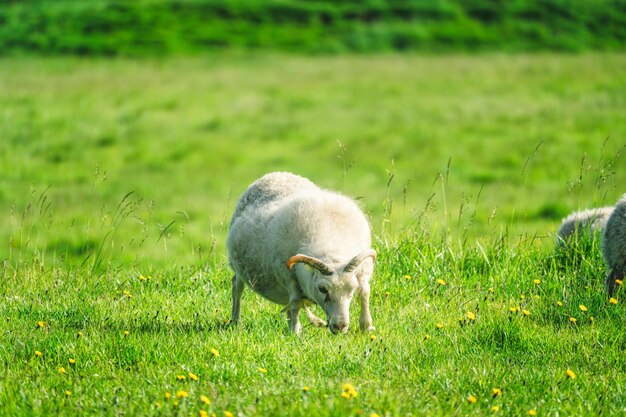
[287,249,376,334]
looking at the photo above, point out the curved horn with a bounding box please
[344,249,377,273]
[287,254,334,276]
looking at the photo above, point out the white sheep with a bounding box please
[602,194,626,295]
[227,172,377,334]
[556,207,613,247]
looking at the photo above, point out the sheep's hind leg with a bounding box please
[230,275,245,325]
[606,268,624,297]
[304,305,327,328]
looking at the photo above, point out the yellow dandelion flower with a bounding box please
[466,311,476,321]
[424,334,431,340]
[369,334,377,341]
[123,290,133,298]
[569,317,577,324]
[491,405,500,412]
[492,388,502,397]
[528,409,537,416]
[200,411,209,417]
[224,411,234,417]
[566,369,576,379]
[610,297,618,305]
[165,392,171,399]
[533,279,541,285]
[370,413,381,417]
[58,367,66,374]
[176,390,189,398]
[65,390,71,397]
[302,386,310,392]
[436,279,446,286]
[200,395,211,405]
[37,321,46,328]
[488,287,494,293]
[139,275,147,281]
[557,301,563,307]
[403,275,412,280]
[616,279,623,286]
[258,367,267,374]
[579,305,588,312]
[188,372,199,381]
[210,348,220,357]
[436,323,444,329]
[384,291,390,297]
[522,310,531,316]
[467,395,477,404]
[520,295,526,300]
[69,358,76,365]
[35,351,43,357]
[123,331,130,337]
[176,375,186,381]
[341,383,358,399]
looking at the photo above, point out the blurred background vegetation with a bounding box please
[1,0,625,56]
[3,53,625,270]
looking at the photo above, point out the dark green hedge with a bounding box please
[1,0,625,55]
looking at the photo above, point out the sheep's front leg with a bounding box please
[230,275,245,325]
[359,283,375,332]
[288,299,303,334]
[284,278,305,334]
[304,305,327,327]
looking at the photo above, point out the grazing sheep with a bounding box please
[602,195,626,295]
[556,207,613,247]
[227,172,377,334]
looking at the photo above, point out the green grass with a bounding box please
[2,235,626,415]
[1,53,626,415]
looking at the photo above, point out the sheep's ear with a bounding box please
[287,254,334,276]
[344,249,377,273]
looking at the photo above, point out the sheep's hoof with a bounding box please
[360,324,375,332]
[312,319,327,328]
[308,316,327,328]
[289,322,302,335]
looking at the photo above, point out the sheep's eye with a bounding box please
[318,285,328,294]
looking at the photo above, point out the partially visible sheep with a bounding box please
[556,207,613,247]
[227,172,377,334]
[602,195,626,295]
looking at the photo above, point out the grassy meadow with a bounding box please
[1,52,626,416]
